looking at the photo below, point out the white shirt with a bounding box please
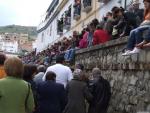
[43,64,73,87]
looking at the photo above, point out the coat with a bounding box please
[63,79,93,113]
[0,76,35,113]
[37,80,67,113]
[88,77,111,113]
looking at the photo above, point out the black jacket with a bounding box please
[88,76,111,113]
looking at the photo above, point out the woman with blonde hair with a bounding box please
[0,57,35,113]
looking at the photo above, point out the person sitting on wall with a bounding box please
[93,24,110,45]
[103,12,114,37]
[130,0,144,26]
[111,6,137,38]
[79,27,89,48]
[122,0,150,56]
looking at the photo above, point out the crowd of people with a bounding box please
[0,53,111,113]
[22,0,150,66]
[0,0,150,113]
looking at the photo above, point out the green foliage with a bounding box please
[0,25,37,37]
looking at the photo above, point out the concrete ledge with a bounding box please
[76,37,128,54]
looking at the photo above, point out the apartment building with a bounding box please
[36,0,143,52]
[0,33,18,53]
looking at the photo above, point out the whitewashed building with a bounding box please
[1,41,18,53]
[0,34,18,53]
[36,0,144,53]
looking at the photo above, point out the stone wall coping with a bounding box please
[76,37,128,54]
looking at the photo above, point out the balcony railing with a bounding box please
[73,2,81,20]
[57,23,63,35]
[98,0,110,3]
[83,0,92,12]
[63,17,71,30]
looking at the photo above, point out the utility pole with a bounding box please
[124,0,127,10]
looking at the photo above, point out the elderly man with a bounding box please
[33,65,46,84]
[88,68,111,113]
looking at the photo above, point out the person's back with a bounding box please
[64,79,91,113]
[88,68,111,113]
[93,29,110,45]
[0,77,34,113]
[34,65,46,84]
[44,64,72,87]
[37,81,66,113]
[64,69,92,113]
[37,71,67,113]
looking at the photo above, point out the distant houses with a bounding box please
[0,33,36,55]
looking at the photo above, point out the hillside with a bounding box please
[0,25,37,36]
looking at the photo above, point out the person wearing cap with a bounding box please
[0,53,6,79]
[43,55,73,87]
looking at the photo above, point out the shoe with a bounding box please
[122,50,132,56]
[128,47,141,55]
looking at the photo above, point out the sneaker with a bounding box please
[122,50,132,56]
[128,47,141,55]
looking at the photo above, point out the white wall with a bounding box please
[2,41,18,53]
[36,0,74,53]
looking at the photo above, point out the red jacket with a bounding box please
[79,32,88,48]
[93,30,110,45]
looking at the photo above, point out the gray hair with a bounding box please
[37,65,46,73]
[92,67,101,78]
[73,69,82,79]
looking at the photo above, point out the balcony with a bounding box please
[82,0,92,13]
[57,20,63,35]
[63,17,71,30]
[98,0,110,3]
[74,14,81,20]
[73,2,81,20]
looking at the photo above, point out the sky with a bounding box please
[0,0,52,26]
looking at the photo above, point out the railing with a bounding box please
[63,17,71,30]
[82,0,92,12]
[98,0,111,3]
[73,3,81,20]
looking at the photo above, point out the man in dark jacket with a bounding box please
[37,71,67,113]
[88,68,111,113]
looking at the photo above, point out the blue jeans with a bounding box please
[126,26,150,50]
[64,48,75,61]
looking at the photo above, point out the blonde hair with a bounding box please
[4,57,24,78]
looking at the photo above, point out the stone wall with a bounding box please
[75,37,150,113]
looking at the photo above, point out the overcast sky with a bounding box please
[0,0,51,26]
